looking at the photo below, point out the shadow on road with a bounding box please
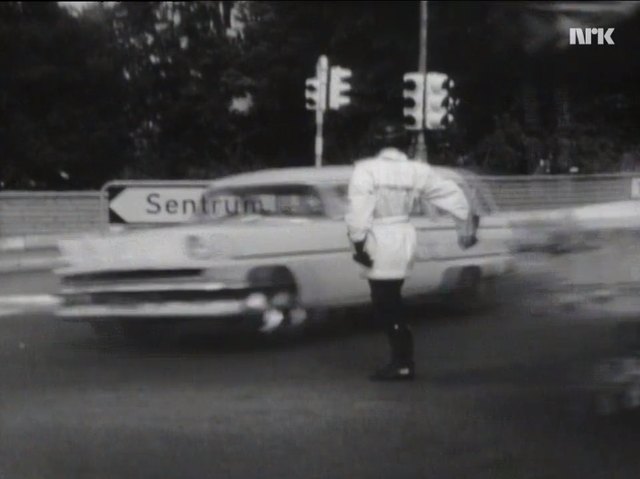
[59,294,507,357]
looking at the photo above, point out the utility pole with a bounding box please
[404,3,456,160]
[315,56,328,168]
[306,55,352,168]
[415,0,428,162]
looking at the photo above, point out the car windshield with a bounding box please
[192,184,326,222]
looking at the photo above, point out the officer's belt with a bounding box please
[373,215,410,225]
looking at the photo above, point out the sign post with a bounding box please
[415,0,428,162]
[315,103,324,168]
[305,55,352,168]
[315,55,328,168]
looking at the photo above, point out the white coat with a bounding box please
[345,148,472,280]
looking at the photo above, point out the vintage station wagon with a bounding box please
[54,165,516,339]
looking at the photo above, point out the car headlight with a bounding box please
[271,291,295,308]
[244,293,269,311]
[185,235,214,260]
[201,266,247,283]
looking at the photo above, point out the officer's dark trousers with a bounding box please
[368,279,414,366]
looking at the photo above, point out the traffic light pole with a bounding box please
[315,108,324,168]
[307,55,351,167]
[415,0,428,162]
[315,55,328,168]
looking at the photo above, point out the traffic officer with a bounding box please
[345,121,478,381]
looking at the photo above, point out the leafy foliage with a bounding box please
[0,2,130,189]
[1,1,640,189]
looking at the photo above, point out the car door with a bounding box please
[403,177,513,296]
[403,194,456,296]
[278,184,371,309]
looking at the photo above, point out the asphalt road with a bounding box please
[2,270,640,479]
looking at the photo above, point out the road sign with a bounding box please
[103,181,210,226]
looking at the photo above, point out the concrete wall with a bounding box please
[0,191,103,238]
[1,173,638,238]
[480,174,635,211]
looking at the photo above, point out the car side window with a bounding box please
[276,191,324,216]
[412,179,476,221]
[196,184,327,220]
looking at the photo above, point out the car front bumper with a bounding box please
[55,281,307,333]
[55,299,248,319]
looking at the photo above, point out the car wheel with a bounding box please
[459,267,481,296]
[448,267,490,314]
[247,266,304,338]
[594,391,619,416]
[622,381,640,410]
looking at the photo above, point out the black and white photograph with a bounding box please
[3,1,640,477]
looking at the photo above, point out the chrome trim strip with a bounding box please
[60,281,249,295]
[414,225,509,231]
[237,248,350,260]
[55,300,247,318]
[416,252,511,262]
[237,249,511,262]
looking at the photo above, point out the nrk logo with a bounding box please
[569,28,615,46]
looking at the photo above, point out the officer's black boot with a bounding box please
[370,324,415,381]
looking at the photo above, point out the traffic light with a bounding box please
[305,77,324,111]
[425,72,456,130]
[402,73,425,130]
[329,66,352,110]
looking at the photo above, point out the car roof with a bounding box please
[208,163,474,189]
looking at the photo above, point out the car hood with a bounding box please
[57,216,345,274]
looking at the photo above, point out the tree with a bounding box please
[111,1,246,179]
[235,1,421,167]
[0,2,131,189]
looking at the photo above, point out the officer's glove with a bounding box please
[458,234,478,250]
[457,213,480,250]
[352,240,373,268]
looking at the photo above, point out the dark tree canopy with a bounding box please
[1,1,640,189]
[0,1,131,189]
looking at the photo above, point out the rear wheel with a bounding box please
[447,267,495,314]
[458,267,482,299]
[622,382,640,410]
